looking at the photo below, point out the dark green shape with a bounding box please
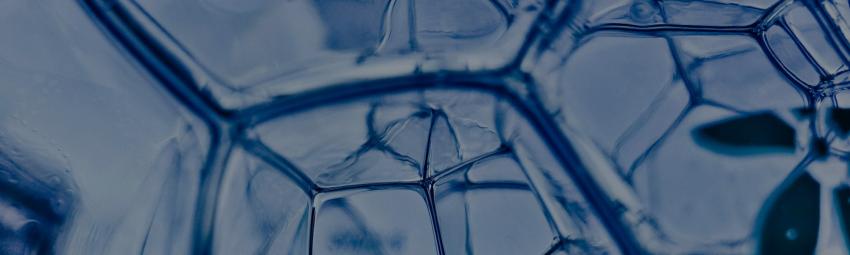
[693,112,796,155]
[758,173,819,255]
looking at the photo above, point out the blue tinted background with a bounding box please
[3,0,850,254]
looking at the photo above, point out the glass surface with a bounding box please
[4,0,850,254]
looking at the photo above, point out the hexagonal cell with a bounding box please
[135,0,393,87]
[532,32,690,172]
[433,155,555,255]
[673,34,807,111]
[212,147,311,255]
[253,88,620,253]
[783,2,847,78]
[413,0,507,51]
[312,187,438,255]
[253,92,428,188]
[571,0,778,28]
[764,22,822,86]
[0,1,210,253]
[129,0,545,109]
[252,89,511,187]
[614,83,690,172]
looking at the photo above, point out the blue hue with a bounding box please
[3,0,850,254]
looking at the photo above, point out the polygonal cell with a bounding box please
[431,90,619,254]
[433,155,555,255]
[132,0,544,109]
[537,33,689,172]
[631,106,807,251]
[135,0,390,86]
[255,88,620,253]
[822,0,850,50]
[614,83,690,172]
[567,0,665,26]
[674,34,807,111]
[580,0,777,28]
[660,1,766,26]
[312,187,438,255]
[413,0,507,51]
[424,90,503,175]
[764,23,822,86]
[254,93,428,188]
[212,148,311,255]
[784,2,847,78]
[493,101,620,253]
[0,1,209,253]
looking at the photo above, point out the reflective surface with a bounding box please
[4,0,850,254]
[0,1,209,254]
